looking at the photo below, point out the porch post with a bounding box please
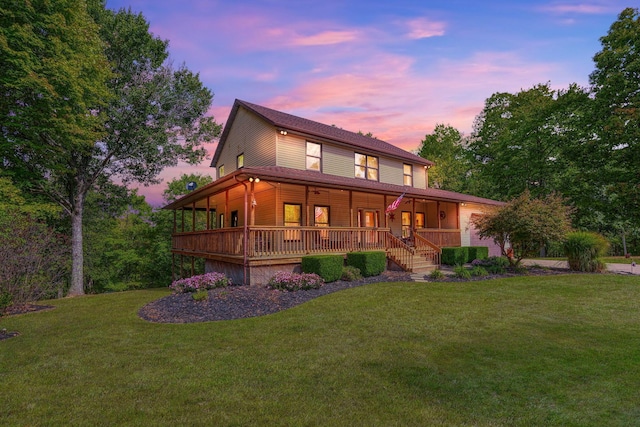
[349,190,353,227]
[384,195,388,228]
[206,196,210,230]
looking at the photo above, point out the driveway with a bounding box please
[522,259,640,275]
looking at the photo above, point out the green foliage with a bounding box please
[0,292,13,316]
[471,191,573,266]
[163,173,214,204]
[441,247,469,266]
[453,265,472,279]
[346,251,386,277]
[467,246,489,262]
[429,269,446,280]
[418,124,470,192]
[301,255,344,283]
[191,290,209,301]
[472,256,510,274]
[341,265,363,282]
[470,266,489,277]
[564,231,609,272]
[467,83,590,201]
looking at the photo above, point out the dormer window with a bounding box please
[306,142,321,171]
[355,153,378,181]
[403,164,413,186]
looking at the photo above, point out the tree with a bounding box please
[467,83,590,201]
[471,191,573,266]
[586,7,640,248]
[163,173,213,204]
[418,124,470,192]
[2,1,221,296]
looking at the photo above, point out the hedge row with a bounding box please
[441,246,489,266]
[301,251,386,282]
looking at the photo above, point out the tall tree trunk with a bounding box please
[67,194,85,296]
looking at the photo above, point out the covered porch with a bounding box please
[166,166,468,284]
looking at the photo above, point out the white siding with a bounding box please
[379,157,402,186]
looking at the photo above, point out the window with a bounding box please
[306,142,321,171]
[415,212,425,229]
[401,211,412,238]
[218,165,225,177]
[231,210,239,227]
[219,213,225,228]
[314,206,329,226]
[355,153,379,181]
[237,153,244,169]
[403,164,413,186]
[284,203,302,240]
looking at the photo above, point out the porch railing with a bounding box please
[172,227,391,257]
[172,226,457,262]
[415,228,461,247]
[386,233,415,271]
[414,233,442,266]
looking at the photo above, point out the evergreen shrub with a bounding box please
[441,247,469,266]
[301,255,344,282]
[346,251,386,277]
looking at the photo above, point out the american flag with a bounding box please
[385,193,405,214]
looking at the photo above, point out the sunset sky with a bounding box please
[103,0,629,205]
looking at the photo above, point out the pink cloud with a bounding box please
[404,18,447,39]
[538,3,616,15]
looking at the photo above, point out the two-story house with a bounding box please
[164,99,502,285]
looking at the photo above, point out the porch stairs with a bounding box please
[385,233,440,274]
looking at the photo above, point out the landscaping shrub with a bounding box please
[191,290,209,301]
[429,269,446,280]
[470,266,489,277]
[301,255,344,282]
[453,265,472,279]
[341,265,363,282]
[267,272,324,292]
[346,251,386,277]
[441,247,469,266]
[467,246,489,262]
[564,231,609,272]
[472,256,510,274]
[170,272,231,294]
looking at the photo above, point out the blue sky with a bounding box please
[103,0,630,205]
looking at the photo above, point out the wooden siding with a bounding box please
[216,107,276,174]
[414,165,427,189]
[276,133,306,169]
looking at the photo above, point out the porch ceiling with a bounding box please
[164,166,504,210]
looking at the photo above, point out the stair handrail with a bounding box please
[414,233,441,266]
[386,233,415,271]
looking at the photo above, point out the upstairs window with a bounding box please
[355,153,379,181]
[237,153,244,169]
[218,164,225,177]
[403,164,413,186]
[306,142,321,171]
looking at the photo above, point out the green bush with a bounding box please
[441,247,469,266]
[302,255,344,282]
[0,292,13,316]
[453,265,472,279]
[564,231,609,272]
[191,290,209,301]
[467,246,489,262]
[346,251,386,277]
[470,266,489,277]
[341,265,363,282]
[429,269,446,280]
[472,256,509,274]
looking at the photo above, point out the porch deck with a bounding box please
[171,226,461,273]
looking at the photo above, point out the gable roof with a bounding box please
[211,99,434,167]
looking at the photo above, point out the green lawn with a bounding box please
[2,275,640,426]
[535,256,638,265]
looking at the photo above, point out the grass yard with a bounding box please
[1,274,640,426]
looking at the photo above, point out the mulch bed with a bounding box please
[138,271,412,324]
[138,267,578,324]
